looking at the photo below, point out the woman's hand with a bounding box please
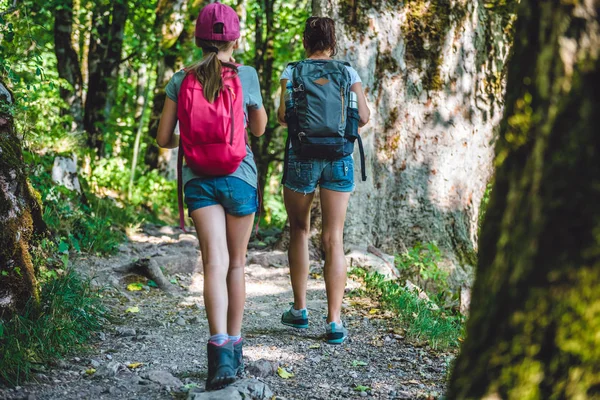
[156,98,179,148]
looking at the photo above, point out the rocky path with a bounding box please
[0,226,454,400]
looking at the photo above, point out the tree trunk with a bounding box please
[84,0,129,157]
[251,0,279,217]
[447,1,600,398]
[0,82,45,318]
[312,0,517,284]
[53,0,84,132]
[145,0,196,172]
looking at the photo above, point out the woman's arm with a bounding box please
[350,82,370,127]
[277,80,288,127]
[156,98,179,148]
[248,106,267,137]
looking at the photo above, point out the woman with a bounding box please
[156,2,267,390]
[277,17,370,344]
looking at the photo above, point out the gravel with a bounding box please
[0,225,454,400]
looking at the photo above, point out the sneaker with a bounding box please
[281,304,309,329]
[326,321,348,344]
[232,337,244,376]
[206,340,236,391]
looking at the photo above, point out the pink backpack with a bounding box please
[177,67,247,229]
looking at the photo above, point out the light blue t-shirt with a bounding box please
[165,66,263,188]
[280,62,362,85]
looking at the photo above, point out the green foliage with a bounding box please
[396,242,450,296]
[351,269,464,350]
[25,152,164,255]
[0,268,106,385]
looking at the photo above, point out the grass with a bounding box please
[351,268,464,350]
[0,269,106,385]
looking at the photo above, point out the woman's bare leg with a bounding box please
[283,187,315,310]
[191,205,229,335]
[320,188,351,324]
[225,213,255,336]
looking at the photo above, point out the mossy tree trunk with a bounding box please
[312,0,517,284]
[0,82,45,318]
[447,1,600,398]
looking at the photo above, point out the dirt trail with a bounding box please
[0,226,453,400]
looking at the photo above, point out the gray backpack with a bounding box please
[282,59,366,183]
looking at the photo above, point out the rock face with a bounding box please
[312,0,517,285]
[188,379,274,400]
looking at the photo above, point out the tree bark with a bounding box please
[447,1,600,398]
[145,0,196,172]
[251,0,278,217]
[0,82,45,318]
[53,0,84,132]
[312,0,517,285]
[84,0,129,157]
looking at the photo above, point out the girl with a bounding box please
[156,2,267,390]
[277,17,370,344]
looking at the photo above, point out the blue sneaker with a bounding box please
[326,321,348,344]
[281,304,309,329]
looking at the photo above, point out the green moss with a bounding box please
[403,0,467,92]
[340,0,467,92]
[384,106,399,131]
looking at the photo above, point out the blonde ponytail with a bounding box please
[186,40,237,103]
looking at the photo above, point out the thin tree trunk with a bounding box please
[84,0,129,157]
[312,0,517,285]
[145,0,192,172]
[53,0,84,132]
[0,82,45,318]
[251,0,277,217]
[447,1,600,398]
[129,79,152,200]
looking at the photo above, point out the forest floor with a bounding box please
[0,225,455,400]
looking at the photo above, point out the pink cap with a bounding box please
[195,2,241,42]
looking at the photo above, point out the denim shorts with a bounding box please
[284,150,355,194]
[184,177,258,217]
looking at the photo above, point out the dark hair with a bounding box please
[303,17,337,57]
[185,38,237,104]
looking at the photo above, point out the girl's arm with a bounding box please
[156,98,179,149]
[351,82,370,127]
[277,79,288,126]
[248,106,267,137]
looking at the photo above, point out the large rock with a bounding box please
[188,379,273,400]
[51,155,81,193]
[345,247,398,279]
[247,250,288,268]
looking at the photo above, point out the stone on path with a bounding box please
[246,360,278,378]
[95,361,125,378]
[144,370,184,389]
[188,379,273,400]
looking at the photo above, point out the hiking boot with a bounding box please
[326,321,348,344]
[232,337,244,376]
[281,304,309,329]
[206,340,236,390]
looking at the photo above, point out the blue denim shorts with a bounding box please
[184,177,258,217]
[284,150,355,194]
